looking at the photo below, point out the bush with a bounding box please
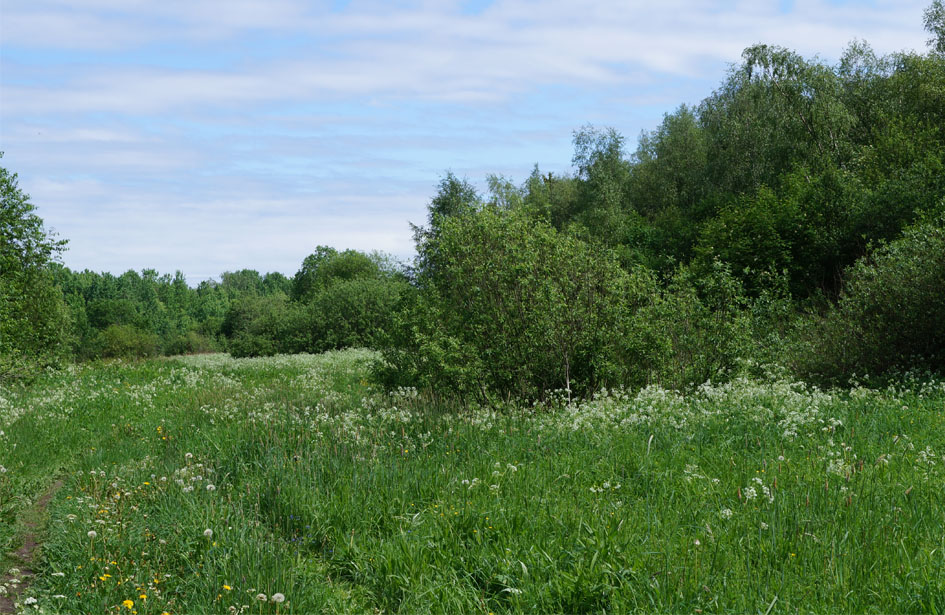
[637,261,752,389]
[222,295,311,357]
[163,331,217,356]
[795,209,945,381]
[95,324,159,359]
[228,332,278,358]
[378,207,659,402]
[309,277,407,352]
[1,159,70,381]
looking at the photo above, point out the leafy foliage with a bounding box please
[0,156,70,381]
[796,209,945,381]
[380,206,659,401]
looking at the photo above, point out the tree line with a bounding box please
[3,3,944,399]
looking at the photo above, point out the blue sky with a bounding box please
[0,0,931,283]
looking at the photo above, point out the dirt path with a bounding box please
[0,480,64,614]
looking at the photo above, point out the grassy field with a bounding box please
[1,350,944,614]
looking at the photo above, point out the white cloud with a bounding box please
[3,0,929,115]
[2,0,933,279]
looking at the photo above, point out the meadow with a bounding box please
[1,349,945,614]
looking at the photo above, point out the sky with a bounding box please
[0,0,932,283]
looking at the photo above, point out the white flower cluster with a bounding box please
[742,477,774,503]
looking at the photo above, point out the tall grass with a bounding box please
[1,350,944,613]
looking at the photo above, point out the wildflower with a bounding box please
[256,594,267,602]
[185,453,193,459]
[139,594,147,600]
[203,529,213,538]
[223,585,232,591]
[24,597,37,605]
[693,539,701,546]
[271,593,285,603]
[206,484,216,492]
[88,530,97,539]
[122,600,134,610]
[720,508,733,519]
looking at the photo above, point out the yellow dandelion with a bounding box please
[223,585,232,591]
[122,600,134,610]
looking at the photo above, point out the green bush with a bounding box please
[163,330,217,356]
[637,261,752,389]
[1,159,71,381]
[379,207,660,401]
[95,324,159,359]
[309,276,408,352]
[796,209,945,381]
[228,331,278,358]
[222,295,311,357]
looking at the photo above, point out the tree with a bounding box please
[427,172,480,227]
[0,155,70,379]
[926,0,945,55]
[381,206,658,401]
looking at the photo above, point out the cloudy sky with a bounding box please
[0,0,931,283]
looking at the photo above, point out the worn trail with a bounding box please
[0,480,64,614]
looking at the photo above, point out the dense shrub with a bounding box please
[310,276,407,352]
[639,262,752,389]
[379,207,660,401]
[796,209,945,381]
[163,331,217,356]
[95,324,159,358]
[1,160,70,381]
[228,332,278,358]
[223,295,311,357]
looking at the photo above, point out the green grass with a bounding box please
[2,350,945,613]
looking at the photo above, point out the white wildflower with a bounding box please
[203,528,213,538]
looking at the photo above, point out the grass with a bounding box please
[1,349,945,613]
